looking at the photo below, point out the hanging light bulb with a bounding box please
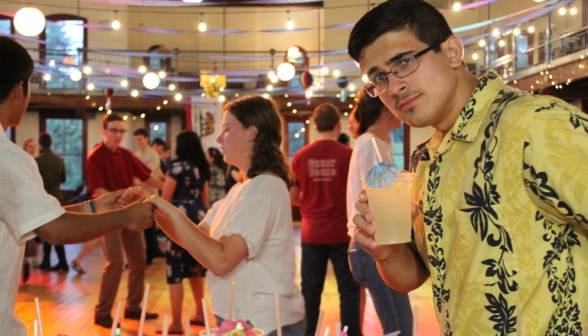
[168,83,176,91]
[174,93,183,101]
[513,27,521,36]
[570,7,577,15]
[70,70,82,82]
[558,7,566,15]
[111,10,121,30]
[43,73,52,81]
[320,67,329,75]
[492,28,500,37]
[121,79,129,87]
[276,62,295,81]
[479,39,486,47]
[14,7,46,37]
[528,25,535,33]
[453,2,461,11]
[86,83,95,90]
[138,65,147,73]
[131,90,139,97]
[286,10,294,30]
[333,69,341,78]
[472,53,479,60]
[498,39,506,47]
[83,65,92,75]
[198,13,207,32]
[158,70,166,79]
[143,72,160,89]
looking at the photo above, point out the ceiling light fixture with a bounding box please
[453,2,462,11]
[198,13,207,32]
[286,10,294,30]
[111,10,121,30]
[14,7,45,36]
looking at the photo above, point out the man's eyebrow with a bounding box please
[366,50,415,77]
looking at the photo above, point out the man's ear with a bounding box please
[248,125,258,141]
[446,35,465,69]
[11,81,25,101]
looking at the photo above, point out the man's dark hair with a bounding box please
[348,0,453,61]
[133,128,149,137]
[0,37,34,104]
[337,133,350,146]
[312,103,340,132]
[102,113,124,129]
[152,137,167,149]
[38,133,52,150]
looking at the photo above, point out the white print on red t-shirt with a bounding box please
[307,159,337,181]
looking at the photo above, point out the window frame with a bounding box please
[0,14,14,35]
[39,110,88,199]
[39,14,88,89]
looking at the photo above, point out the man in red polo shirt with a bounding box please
[87,114,164,328]
[289,103,360,336]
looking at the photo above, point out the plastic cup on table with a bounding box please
[361,170,413,245]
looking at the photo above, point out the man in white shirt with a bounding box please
[0,36,155,336]
[133,128,165,264]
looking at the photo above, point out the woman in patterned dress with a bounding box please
[206,147,227,205]
[159,130,211,334]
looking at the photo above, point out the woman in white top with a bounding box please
[136,95,306,336]
[346,89,413,336]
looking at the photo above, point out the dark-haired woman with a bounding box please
[346,89,413,335]
[159,130,211,334]
[206,147,227,204]
[133,95,305,336]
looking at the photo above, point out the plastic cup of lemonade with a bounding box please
[360,171,413,245]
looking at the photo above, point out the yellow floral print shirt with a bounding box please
[410,71,588,335]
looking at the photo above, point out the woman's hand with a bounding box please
[118,187,151,207]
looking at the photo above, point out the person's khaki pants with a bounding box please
[95,229,146,317]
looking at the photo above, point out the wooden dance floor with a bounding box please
[16,227,440,335]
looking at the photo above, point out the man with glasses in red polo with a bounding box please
[87,114,163,328]
[348,0,588,335]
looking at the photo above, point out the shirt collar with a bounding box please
[98,141,122,156]
[449,70,504,143]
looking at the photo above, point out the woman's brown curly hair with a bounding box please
[223,95,294,188]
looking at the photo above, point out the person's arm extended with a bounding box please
[64,189,127,213]
[160,176,177,202]
[202,182,209,207]
[34,201,154,245]
[148,196,248,277]
[289,186,302,206]
[353,191,429,292]
[144,175,164,190]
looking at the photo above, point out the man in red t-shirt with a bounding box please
[87,114,163,328]
[290,104,360,336]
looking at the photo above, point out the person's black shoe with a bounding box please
[124,310,159,320]
[95,315,118,328]
[38,262,51,270]
[153,250,165,258]
[22,262,30,283]
[146,257,153,266]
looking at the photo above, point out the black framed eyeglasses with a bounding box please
[364,39,447,98]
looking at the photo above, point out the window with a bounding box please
[45,118,84,190]
[42,14,87,89]
[149,122,167,144]
[0,16,11,34]
[390,124,405,170]
[287,121,306,163]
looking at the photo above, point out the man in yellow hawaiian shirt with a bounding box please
[347,0,588,335]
